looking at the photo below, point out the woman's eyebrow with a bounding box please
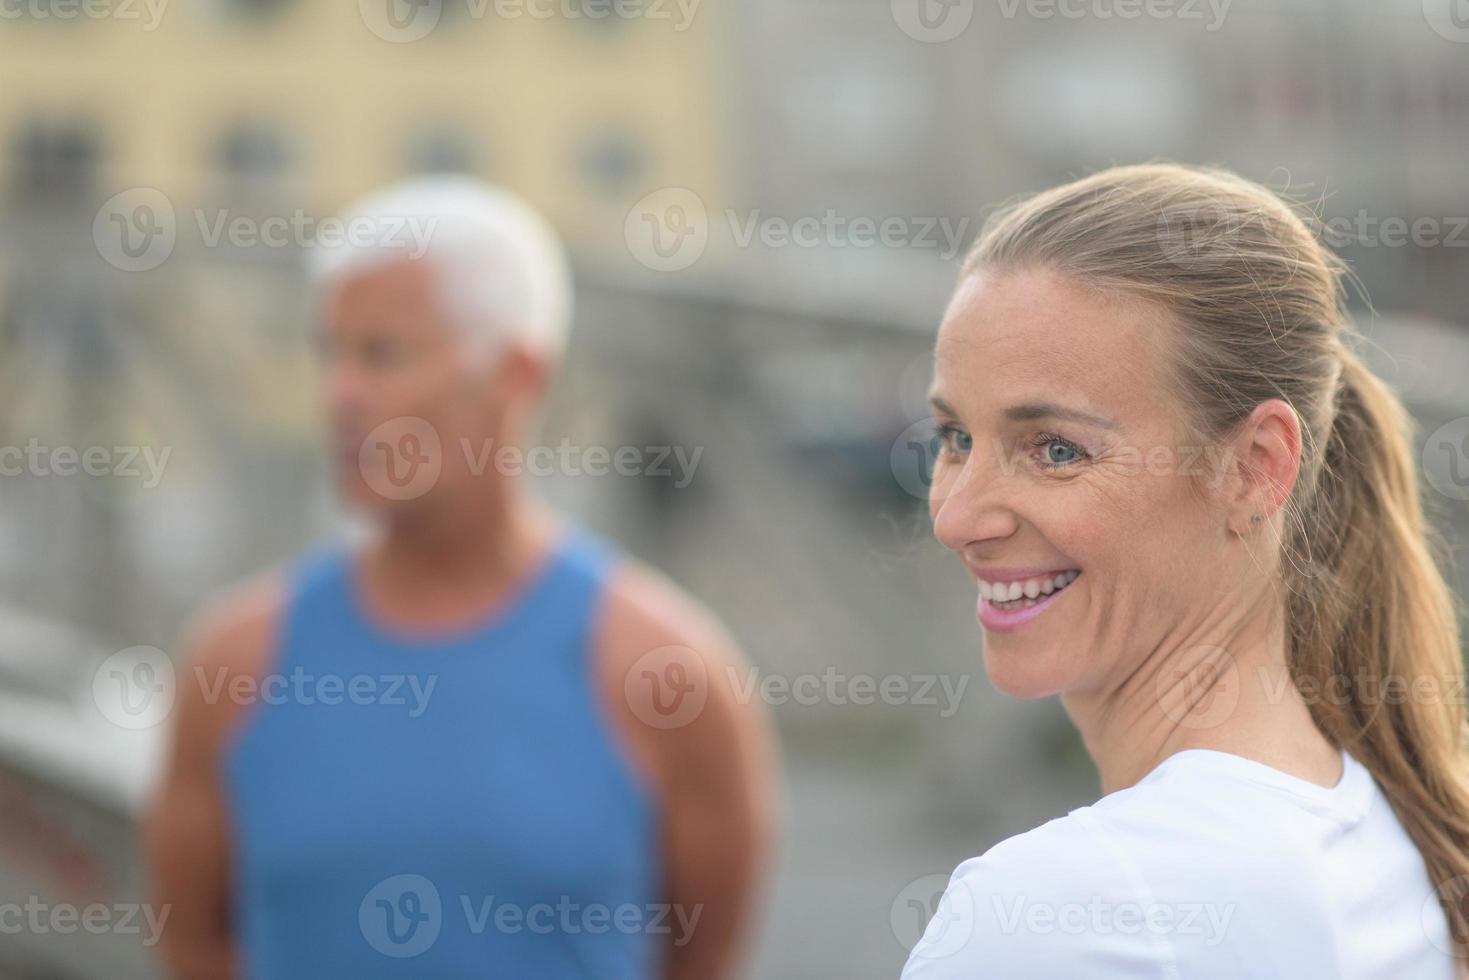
[1003,401,1120,431]
[928,394,1120,432]
[928,393,958,416]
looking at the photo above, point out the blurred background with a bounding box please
[0,0,1467,977]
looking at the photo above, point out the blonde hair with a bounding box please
[963,162,1469,955]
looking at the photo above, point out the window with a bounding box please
[405,125,480,175]
[9,118,101,200]
[577,128,644,196]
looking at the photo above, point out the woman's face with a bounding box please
[928,265,1241,701]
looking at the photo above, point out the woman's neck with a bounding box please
[1061,600,1342,795]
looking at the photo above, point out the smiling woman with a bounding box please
[904,163,1469,979]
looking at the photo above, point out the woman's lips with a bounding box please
[976,571,1081,633]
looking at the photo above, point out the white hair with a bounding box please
[309,174,573,359]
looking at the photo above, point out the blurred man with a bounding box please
[144,177,777,979]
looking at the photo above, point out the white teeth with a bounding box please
[980,570,1080,605]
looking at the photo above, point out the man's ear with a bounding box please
[499,341,553,400]
[486,340,556,442]
[1226,397,1302,534]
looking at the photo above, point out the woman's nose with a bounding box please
[930,453,1021,553]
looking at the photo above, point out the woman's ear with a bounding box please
[1226,398,1302,534]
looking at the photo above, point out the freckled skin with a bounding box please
[927,266,1260,702]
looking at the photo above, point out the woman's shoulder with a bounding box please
[900,804,1179,979]
[899,770,1339,979]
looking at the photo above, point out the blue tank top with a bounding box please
[224,528,661,979]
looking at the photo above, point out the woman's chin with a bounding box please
[982,644,1073,700]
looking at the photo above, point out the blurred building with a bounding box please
[734,0,1469,322]
[0,0,729,254]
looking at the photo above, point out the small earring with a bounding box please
[1250,513,1263,525]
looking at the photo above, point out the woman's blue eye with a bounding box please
[1047,442,1079,464]
[937,424,972,455]
[1031,432,1087,469]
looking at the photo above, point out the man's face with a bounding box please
[316,258,513,513]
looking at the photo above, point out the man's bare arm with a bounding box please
[142,579,280,980]
[596,564,780,980]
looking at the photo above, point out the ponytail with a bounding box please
[1287,340,1469,955]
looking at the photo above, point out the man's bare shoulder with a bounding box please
[591,555,774,779]
[596,557,747,676]
[183,571,287,674]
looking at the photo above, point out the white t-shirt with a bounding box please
[900,747,1457,979]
